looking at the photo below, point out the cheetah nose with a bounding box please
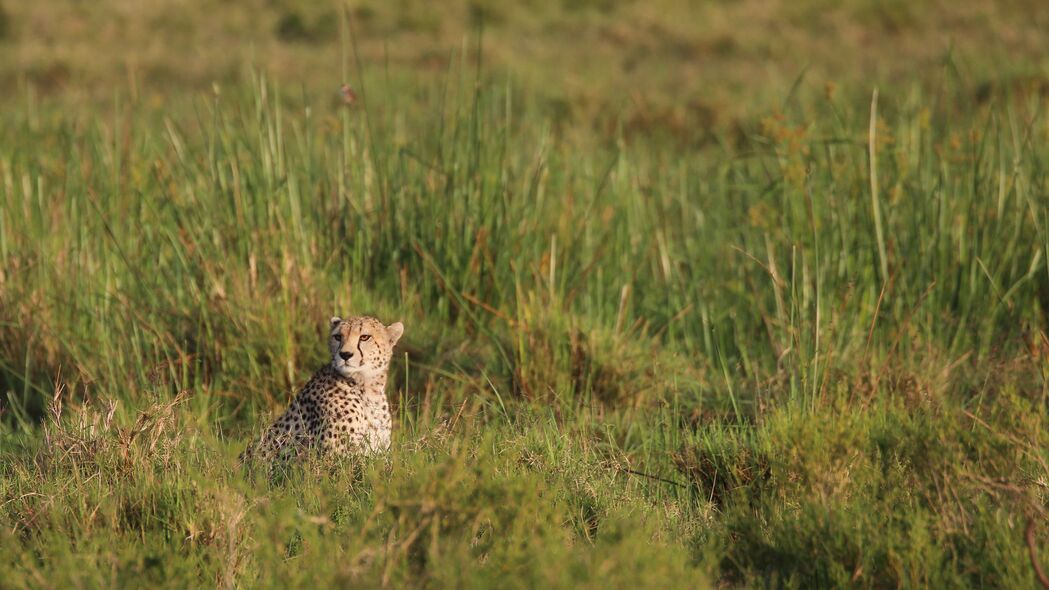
[339,351,354,361]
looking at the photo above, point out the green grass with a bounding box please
[1,13,1048,587]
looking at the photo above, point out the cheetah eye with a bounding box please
[333,334,342,342]
[360,334,371,342]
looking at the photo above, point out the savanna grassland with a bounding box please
[1,1,1048,587]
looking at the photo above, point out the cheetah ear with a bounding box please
[386,322,404,345]
[330,316,343,329]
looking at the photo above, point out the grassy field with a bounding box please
[1,1,1048,588]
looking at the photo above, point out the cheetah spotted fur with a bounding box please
[242,315,404,462]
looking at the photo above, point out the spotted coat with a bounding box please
[242,316,404,461]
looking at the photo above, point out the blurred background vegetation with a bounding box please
[2,0,1047,144]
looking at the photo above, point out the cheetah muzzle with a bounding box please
[241,315,404,462]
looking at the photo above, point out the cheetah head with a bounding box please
[328,315,404,380]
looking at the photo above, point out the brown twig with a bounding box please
[618,467,687,489]
[448,397,470,432]
[460,291,517,327]
[864,269,894,359]
[1027,518,1049,589]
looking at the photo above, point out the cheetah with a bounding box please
[241,315,404,462]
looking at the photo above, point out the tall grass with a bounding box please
[0,64,1047,587]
